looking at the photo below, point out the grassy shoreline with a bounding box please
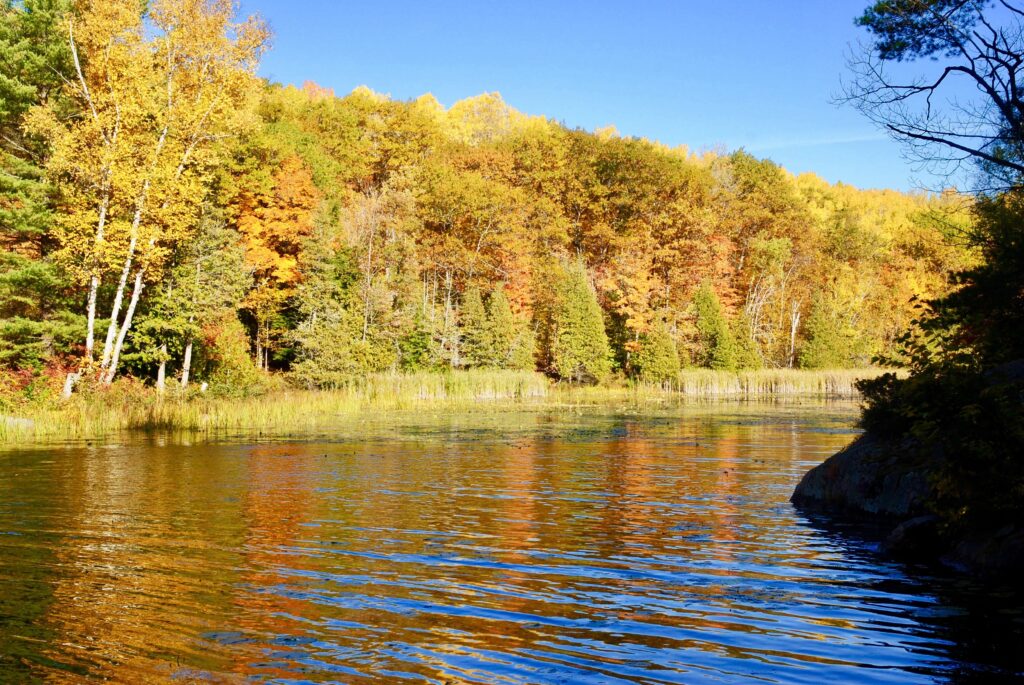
[1,368,887,443]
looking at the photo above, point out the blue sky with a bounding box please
[238,0,919,190]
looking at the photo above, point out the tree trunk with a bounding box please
[156,343,167,394]
[100,124,166,371]
[788,301,801,368]
[85,188,110,364]
[62,372,79,399]
[181,337,193,390]
[85,274,100,364]
[100,231,139,369]
[103,270,144,385]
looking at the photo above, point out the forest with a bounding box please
[1,0,976,404]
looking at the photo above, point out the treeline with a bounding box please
[0,0,974,398]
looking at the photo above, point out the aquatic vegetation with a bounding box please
[0,368,889,443]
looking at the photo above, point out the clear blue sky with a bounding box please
[238,0,919,191]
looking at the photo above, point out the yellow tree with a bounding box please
[234,154,320,369]
[30,0,266,386]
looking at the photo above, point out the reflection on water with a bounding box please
[1,404,1021,683]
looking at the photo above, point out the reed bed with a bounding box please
[552,368,891,404]
[665,368,886,398]
[1,368,889,443]
[0,370,549,443]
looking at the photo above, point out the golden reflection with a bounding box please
[231,445,319,681]
[0,405,978,684]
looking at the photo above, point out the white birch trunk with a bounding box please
[180,338,193,390]
[103,270,145,385]
[156,343,167,394]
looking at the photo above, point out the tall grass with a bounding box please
[0,370,548,443]
[552,368,890,404]
[1,368,889,443]
[666,368,884,398]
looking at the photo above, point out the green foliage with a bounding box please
[202,314,266,397]
[693,283,737,371]
[856,0,983,62]
[459,286,490,367]
[859,365,1024,526]
[122,214,251,380]
[633,321,681,385]
[800,297,859,369]
[398,312,435,371]
[731,314,762,370]
[0,0,77,370]
[483,287,535,370]
[552,261,611,383]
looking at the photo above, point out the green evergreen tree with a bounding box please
[484,287,537,370]
[693,283,737,370]
[0,0,78,370]
[552,261,611,382]
[732,313,762,370]
[799,298,853,369]
[634,320,681,385]
[482,287,514,366]
[399,311,434,371]
[459,285,490,367]
[510,324,537,371]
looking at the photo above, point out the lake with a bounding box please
[1,402,1021,683]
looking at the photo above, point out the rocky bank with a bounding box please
[791,433,1024,580]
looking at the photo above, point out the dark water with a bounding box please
[1,403,1022,684]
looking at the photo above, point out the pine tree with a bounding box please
[459,286,490,367]
[510,324,537,371]
[482,286,537,370]
[484,287,515,366]
[0,0,78,370]
[552,261,611,382]
[634,320,681,385]
[732,313,762,370]
[693,283,737,370]
[799,297,853,369]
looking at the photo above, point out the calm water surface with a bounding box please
[1,402,1022,684]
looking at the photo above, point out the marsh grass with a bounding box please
[1,370,549,442]
[1,368,887,443]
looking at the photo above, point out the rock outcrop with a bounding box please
[791,434,930,518]
[791,433,1022,581]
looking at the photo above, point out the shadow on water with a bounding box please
[793,509,1024,685]
[1,401,1022,683]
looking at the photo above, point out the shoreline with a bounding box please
[1,368,882,443]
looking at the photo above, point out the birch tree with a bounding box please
[29,0,266,386]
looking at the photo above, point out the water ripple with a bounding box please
[1,404,1021,683]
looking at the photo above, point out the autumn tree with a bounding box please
[30,0,267,387]
[231,154,320,369]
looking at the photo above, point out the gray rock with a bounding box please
[882,514,942,559]
[791,434,930,519]
[793,433,1024,581]
[944,525,1024,580]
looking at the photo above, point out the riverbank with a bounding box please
[791,362,1024,581]
[1,368,885,443]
